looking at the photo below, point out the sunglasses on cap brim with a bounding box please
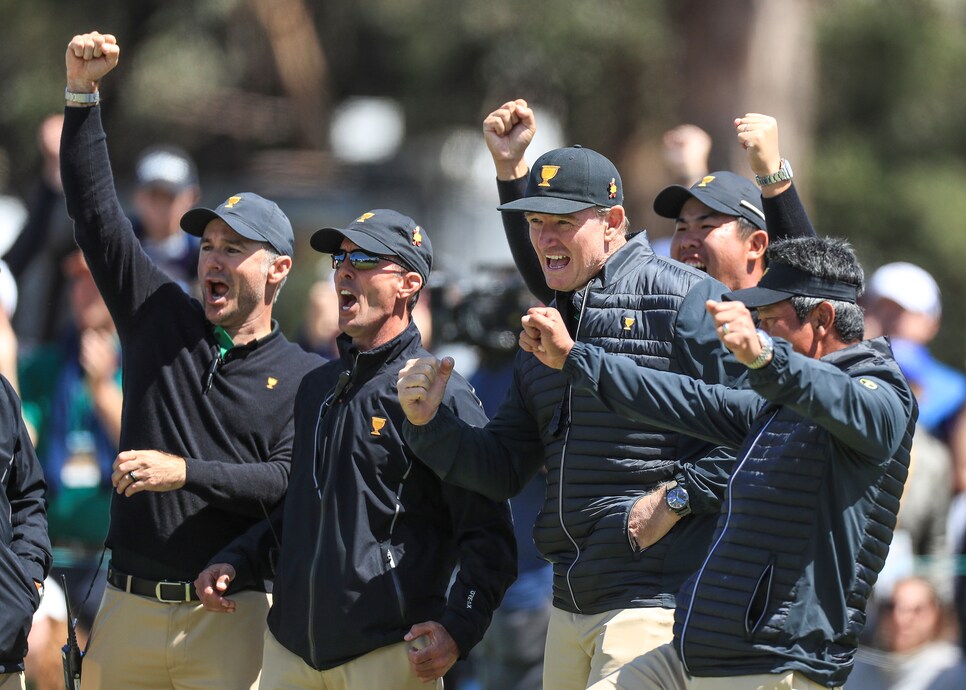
[330,249,399,271]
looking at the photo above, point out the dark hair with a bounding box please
[736,217,761,241]
[767,236,865,342]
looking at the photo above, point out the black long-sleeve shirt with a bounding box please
[60,105,320,581]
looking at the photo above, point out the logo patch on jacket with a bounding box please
[858,378,879,390]
[266,377,278,390]
[622,316,635,331]
[371,417,387,435]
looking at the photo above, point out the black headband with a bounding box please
[726,262,860,308]
[760,263,859,302]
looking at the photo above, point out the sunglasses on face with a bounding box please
[330,250,397,271]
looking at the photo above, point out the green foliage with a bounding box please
[815,0,966,364]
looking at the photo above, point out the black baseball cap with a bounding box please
[496,145,623,215]
[311,209,433,283]
[135,146,198,193]
[180,192,295,257]
[726,261,860,308]
[654,171,766,230]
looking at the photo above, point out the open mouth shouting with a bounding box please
[544,253,571,271]
[339,288,359,313]
[205,277,231,306]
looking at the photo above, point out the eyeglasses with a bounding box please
[331,250,397,271]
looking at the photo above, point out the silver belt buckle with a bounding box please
[155,580,191,603]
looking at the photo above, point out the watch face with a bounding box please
[667,487,689,510]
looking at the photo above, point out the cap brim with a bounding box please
[653,185,693,219]
[497,197,598,215]
[725,285,795,309]
[180,208,269,246]
[654,184,750,222]
[310,227,397,256]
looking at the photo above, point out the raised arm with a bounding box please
[484,99,553,305]
[399,356,545,500]
[60,31,172,332]
[735,113,816,241]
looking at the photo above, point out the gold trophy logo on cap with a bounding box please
[538,165,561,188]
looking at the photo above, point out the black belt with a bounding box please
[107,562,200,603]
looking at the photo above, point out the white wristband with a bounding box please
[65,89,100,106]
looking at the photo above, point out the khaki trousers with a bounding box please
[0,673,24,690]
[543,606,676,690]
[588,642,840,690]
[80,583,270,689]
[258,628,443,690]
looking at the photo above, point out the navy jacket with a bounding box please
[405,234,745,615]
[564,336,916,687]
[0,376,51,673]
[214,323,516,670]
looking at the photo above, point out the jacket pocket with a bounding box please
[0,543,37,663]
[379,541,407,623]
[744,559,775,638]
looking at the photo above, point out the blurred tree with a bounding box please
[813,0,966,365]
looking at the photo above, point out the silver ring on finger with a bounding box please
[721,322,730,336]
[129,471,138,483]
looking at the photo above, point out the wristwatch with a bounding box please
[746,329,774,370]
[755,159,793,187]
[665,481,691,517]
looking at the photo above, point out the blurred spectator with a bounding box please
[130,145,201,290]
[23,576,72,690]
[926,529,966,689]
[0,259,19,392]
[662,123,712,187]
[890,338,955,560]
[455,273,551,690]
[864,263,966,440]
[4,118,203,352]
[3,114,76,349]
[848,576,959,690]
[18,249,119,628]
[297,274,340,360]
[0,158,26,256]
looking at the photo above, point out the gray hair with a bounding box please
[262,244,288,304]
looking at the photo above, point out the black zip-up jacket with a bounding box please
[564,336,916,687]
[213,323,516,670]
[405,234,746,615]
[60,105,321,581]
[0,375,51,673]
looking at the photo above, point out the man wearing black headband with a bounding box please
[518,236,916,689]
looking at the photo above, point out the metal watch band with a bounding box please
[746,329,774,370]
[755,158,792,187]
[65,88,100,106]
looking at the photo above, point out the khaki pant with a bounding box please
[258,628,443,690]
[0,673,24,690]
[543,606,676,690]
[587,642,840,690]
[80,583,270,689]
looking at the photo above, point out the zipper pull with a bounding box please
[386,548,396,568]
